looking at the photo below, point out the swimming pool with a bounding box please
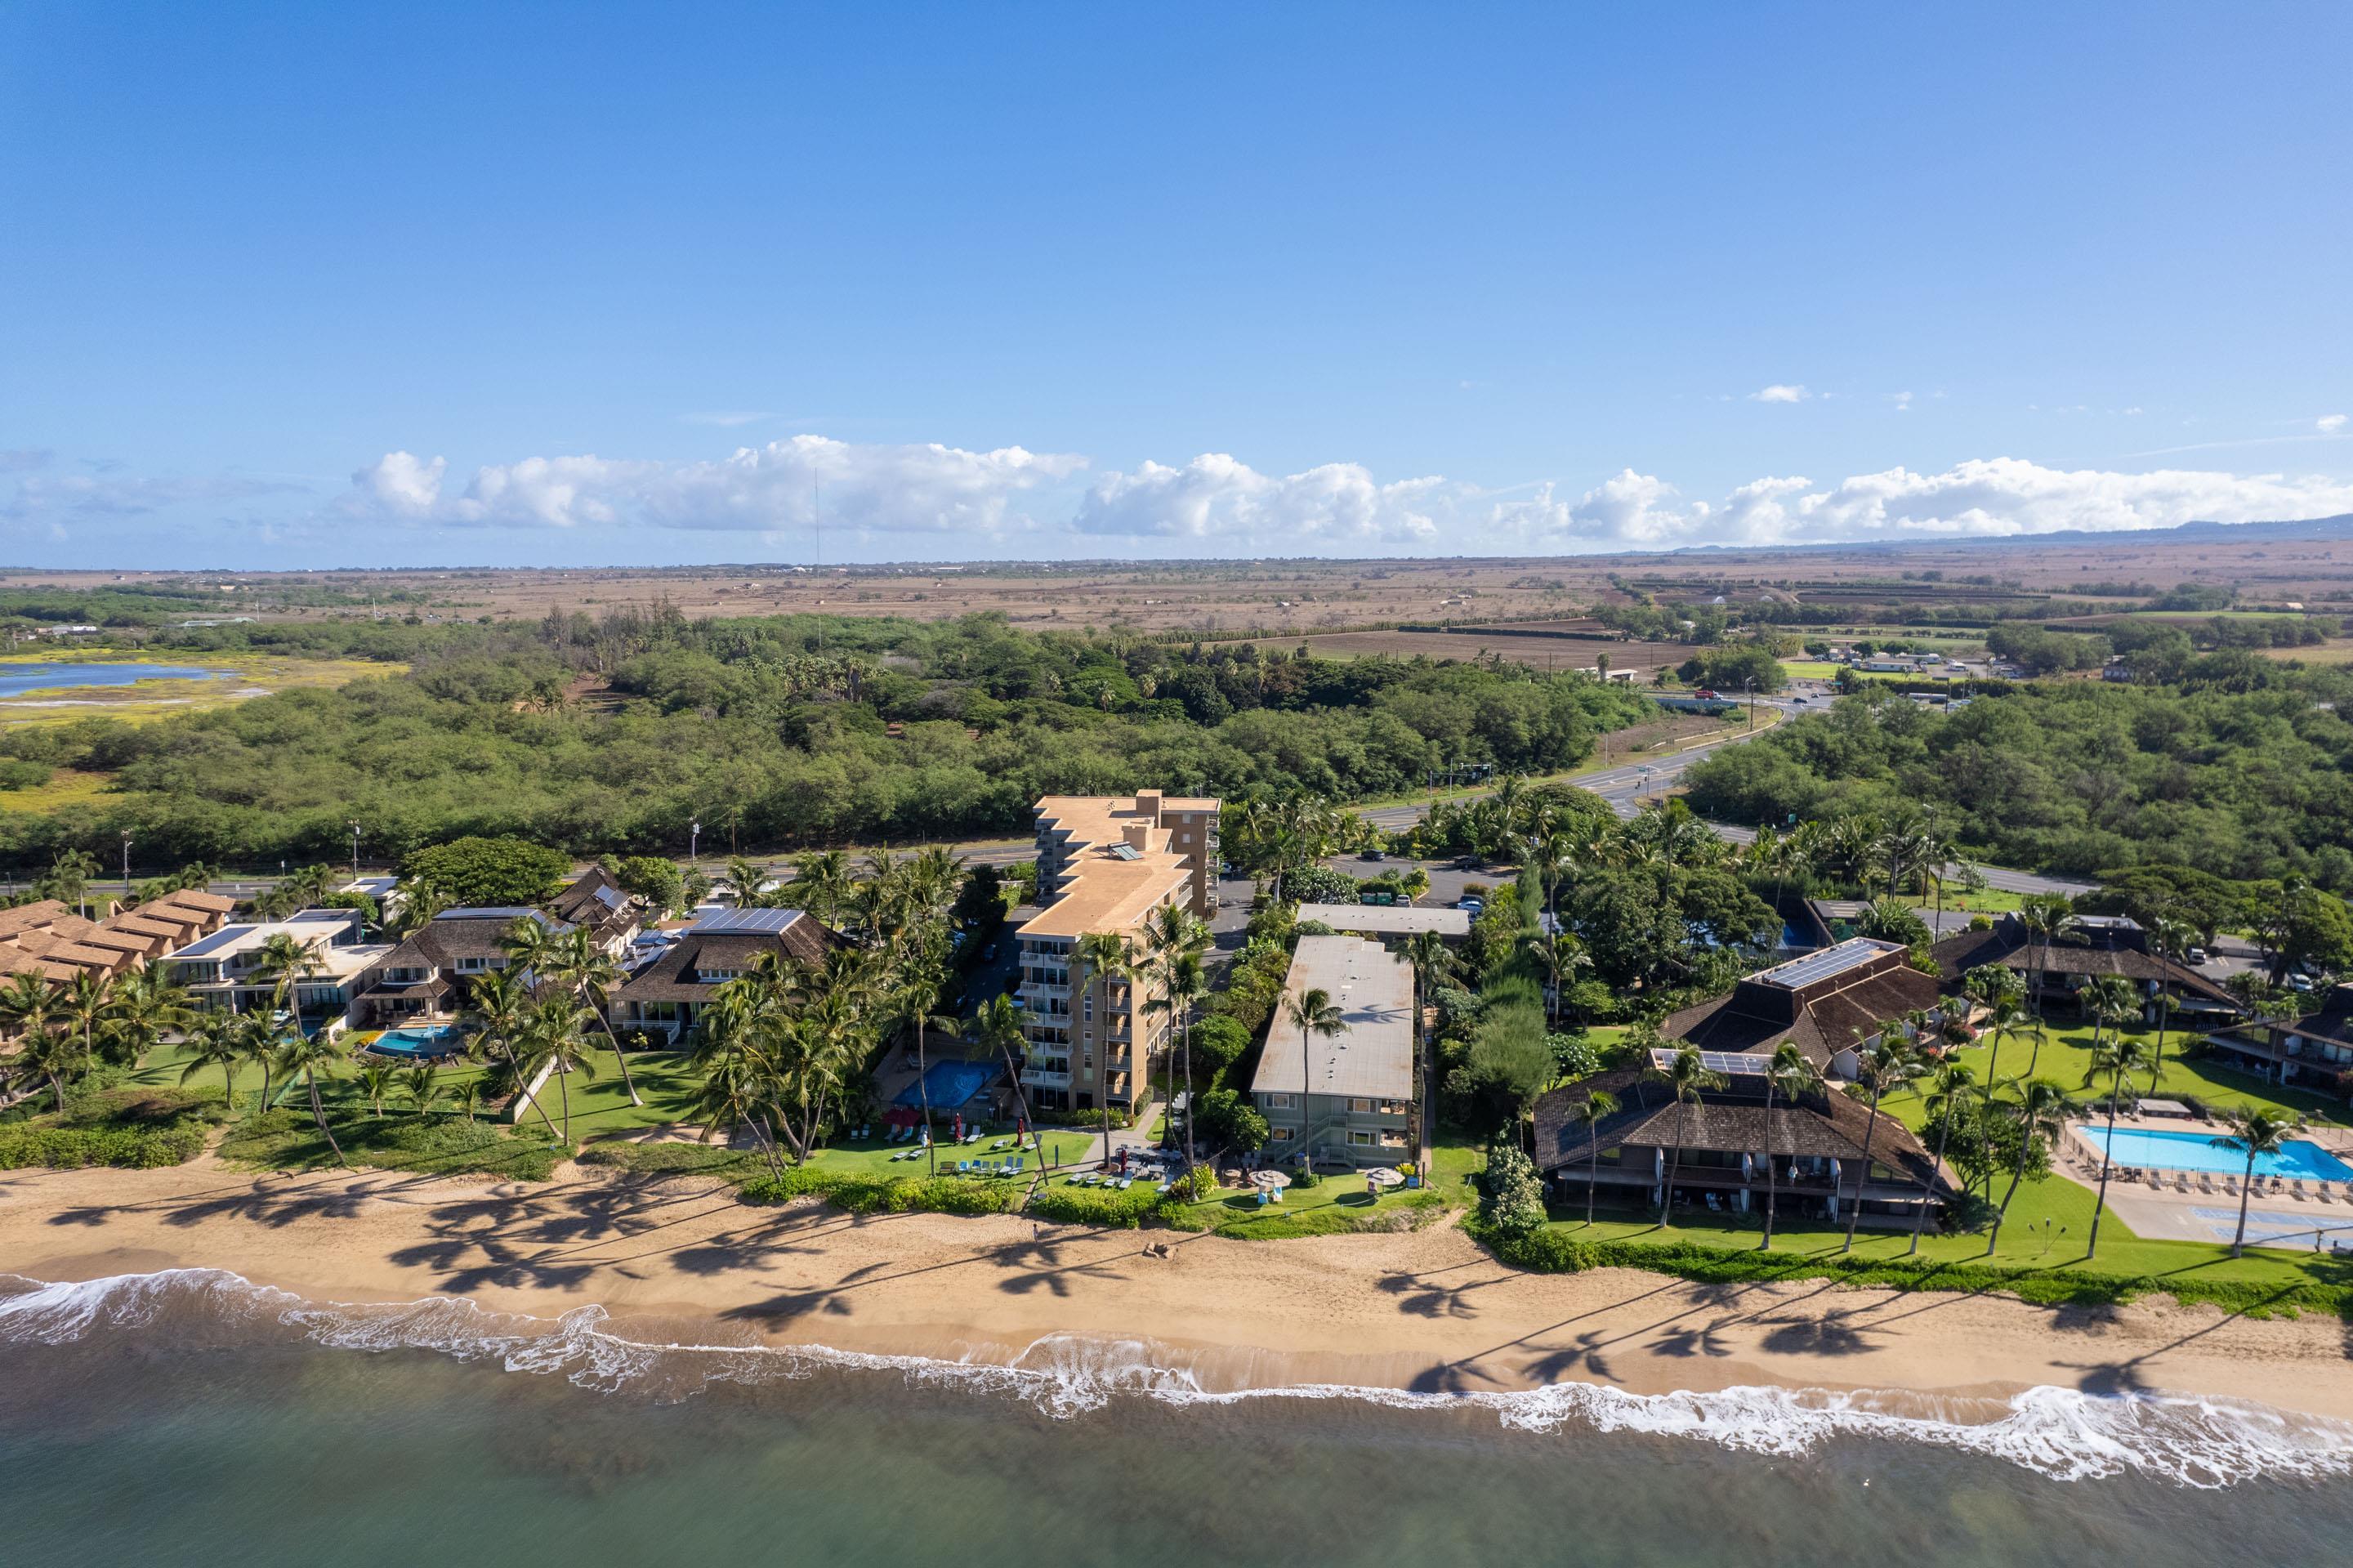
[368,1025,462,1060]
[2083,1125,2353,1182]
[893,1059,1002,1108]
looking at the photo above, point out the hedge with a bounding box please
[739,1165,1025,1217]
[0,1122,208,1170]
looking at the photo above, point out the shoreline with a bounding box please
[3,1155,2350,1421]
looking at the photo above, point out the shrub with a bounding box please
[0,1121,207,1169]
[737,1164,1024,1217]
[1027,1182,1166,1228]
[1478,1137,1546,1235]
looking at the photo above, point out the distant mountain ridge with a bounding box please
[1672,511,2353,556]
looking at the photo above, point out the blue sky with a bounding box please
[2,2,2348,568]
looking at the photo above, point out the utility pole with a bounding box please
[120,830,132,900]
[690,820,700,873]
[349,820,361,879]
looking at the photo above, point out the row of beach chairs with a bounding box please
[2073,1152,2352,1204]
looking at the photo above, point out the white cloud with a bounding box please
[344,436,1085,534]
[1070,453,1445,542]
[1748,383,1809,404]
[2,469,304,521]
[680,410,772,427]
[2321,413,2348,435]
[324,436,2353,555]
[1889,391,1914,412]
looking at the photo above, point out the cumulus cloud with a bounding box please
[328,436,2353,554]
[344,436,1085,534]
[1507,458,2353,547]
[2322,413,2348,435]
[1748,383,1809,404]
[1069,453,1445,542]
[1889,391,1914,412]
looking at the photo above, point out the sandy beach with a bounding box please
[2,1155,2348,1419]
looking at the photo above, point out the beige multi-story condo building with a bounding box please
[1016,792,1219,1115]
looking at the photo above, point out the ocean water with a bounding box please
[5,1271,2353,1568]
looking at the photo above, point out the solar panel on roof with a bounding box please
[1106,843,1141,860]
[439,906,539,920]
[1650,1048,1770,1076]
[690,906,802,934]
[1752,936,1896,989]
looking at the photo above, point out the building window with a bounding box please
[1262,1092,1296,1110]
[1349,1129,1377,1147]
[1347,1097,1373,1115]
[1269,1125,1297,1143]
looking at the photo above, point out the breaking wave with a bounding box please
[2,1267,2347,1488]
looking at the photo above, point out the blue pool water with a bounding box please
[2085,1126,2353,1181]
[0,661,225,699]
[894,1059,1001,1108]
[368,1025,462,1059]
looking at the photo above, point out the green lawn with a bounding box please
[1165,1137,1483,1239]
[1780,660,1840,680]
[1886,1021,2346,1127]
[1525,1018,2352,1296]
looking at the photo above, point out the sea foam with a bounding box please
[3,1267,2347,1488]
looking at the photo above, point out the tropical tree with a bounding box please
[53,971,113,1073]
[891,972,960,1176]
[16,1021,91,1114]
[275,1029,351,1167]
[179,1013,247,1108]
[459,963,569,1138]
[519,999,597,1152]
[235,1008,282,1111]
[1076,931,1138,1168]
[1758,1041,1820,1251]
[789,850,855,927]
[2148,914,2198,1093]
[1647,1044,1725,1227]
[1400,929,1460,1169]
[1987,1077,2070,1256]
[1566,1086,1620,1227]
[2210,1107,2308,1258]
[250,931,323,1029]
[450,1078,482,1124]
[2015,893,2079,1023]
[356,1061,397,1117]
[973,993,1045,1164]
[1143,948,1211,1179]
[511,921,645,1108]
[1839,1031,1920,1254]
[0,973,60,1066]
[2081,1033,2154,1258]
[1909,1061,1976,1255]
[1281,984,1346,1172]
[101,964,194,1068]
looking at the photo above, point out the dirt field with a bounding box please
[1239,628,1687,676]
[7,520,2351,638]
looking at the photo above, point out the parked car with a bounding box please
[1360,847,1385,861]
[1694,688,1720,700]
[2290,973,2316,994]
[2185,945,2208,965]
[1457,896,1485,914]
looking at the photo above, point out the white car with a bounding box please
[1457,896,1485,914]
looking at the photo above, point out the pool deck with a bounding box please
[2061,1115,2353,1250]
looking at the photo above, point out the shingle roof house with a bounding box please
[616,907,836,1040]
[1657,937,1943,1072]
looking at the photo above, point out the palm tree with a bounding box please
[1909,1061,1976,1255]
[1647,1044,1725,1227]
[973,993,1044,1164]
[1076,931,1137,1168]
[1968,986,2026,1192]
[1840,1030,1920,1254]
[101,964,193,1068]
[2081,1033,2154,1258]
[16,1023,88,1114]
[1758,1041,1820,1251]
[179,1013,246,1108]
[891,974,959,1176]
[2015,893,2079,1025]
[528,922,643,1108]
[54,970,113,1072]
[1143,949,1211,1177]
[0,972,59,1057]
[520,1000,597,1153]
[1566,1087,1620,1227]
[460,967,565,1146]
[1399,929,1459,1170]
[790,850,853,929]
[1281,984,1346,1173]
[274,1029,351,1167]
[1987,1077,2070,1256]
[249,931,322,1032]
[450,1078,481,1124]
[235,1008,281,1111]
[356,1061,397,1117]
[2148,914,2197,1094]
[2210,1107,2307,1258]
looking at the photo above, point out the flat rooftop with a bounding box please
[1249,935,1415,1101]
[173,909,368,965]
[1017,842,1192,938]
[1296,903,1471,938]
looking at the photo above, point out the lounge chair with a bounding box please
[1255,1190,1269,1207]
[1155,1181,1172,1195]
[2320,1182,2342,1204]
[2291,1180,2311,1201]
[989,1137,1008,1152]
[1118,1176,1134,1191]
[1008,1158,1023,1175]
